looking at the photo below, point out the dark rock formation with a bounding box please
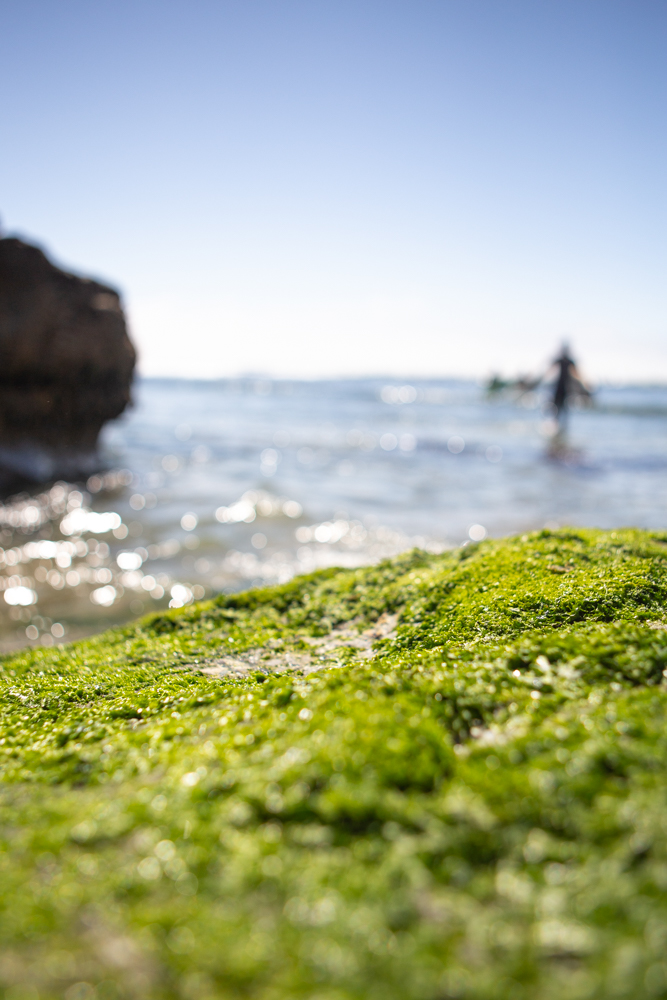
[0,237,136,486]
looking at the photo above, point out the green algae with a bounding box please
[2,529,667,999]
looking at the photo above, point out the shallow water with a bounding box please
[1,377,666,651]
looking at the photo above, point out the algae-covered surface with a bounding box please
[3,529,667,999]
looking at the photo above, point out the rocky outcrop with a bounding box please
[0,237,136,487]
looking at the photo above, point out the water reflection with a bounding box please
[0,478,443,652]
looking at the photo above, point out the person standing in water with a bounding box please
[548,343,588,425]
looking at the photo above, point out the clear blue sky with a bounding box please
[1,1,665,380]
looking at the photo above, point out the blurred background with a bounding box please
[0,0,665,649]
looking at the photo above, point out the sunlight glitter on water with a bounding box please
[0,479,445,651]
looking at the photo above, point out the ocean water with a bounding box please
[1,376,666,651]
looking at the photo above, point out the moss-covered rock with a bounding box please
[2,528,667,999]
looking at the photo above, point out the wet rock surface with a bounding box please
[0,237,136,488]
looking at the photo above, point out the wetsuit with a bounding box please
[553,352,575,418]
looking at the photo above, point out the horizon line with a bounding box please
[134,372,667,388]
